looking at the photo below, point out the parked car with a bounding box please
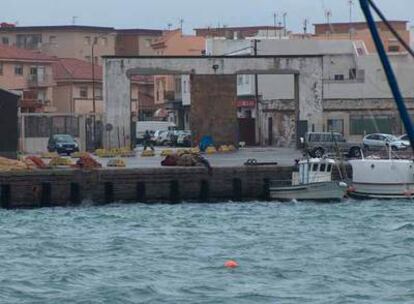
[362,133,408,151]
[176,131,192,147]
[398,134,411,147]
[135,121,176,144]
[303,132,362,158]
[47,134,79,155]
[152,130,168,145]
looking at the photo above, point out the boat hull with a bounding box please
[349,159,414,199]
[269,181,347,201]
[349,183,414,199]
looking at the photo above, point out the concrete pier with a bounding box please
[0,166,292,209]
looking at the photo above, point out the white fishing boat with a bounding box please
[349,154,414,199]
[269,158,348,201]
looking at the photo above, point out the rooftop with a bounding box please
[53,58,102,81]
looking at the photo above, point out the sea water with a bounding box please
[0,200,413,304]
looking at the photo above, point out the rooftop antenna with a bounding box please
[325,9,332,37]
[273,13,278,37]
[348,0,354,39]
[303,19,309,38]
[72,16,78,25]
[179,18,184,34]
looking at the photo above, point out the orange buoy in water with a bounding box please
[224,260,239,268]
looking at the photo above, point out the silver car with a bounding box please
[363,133,408,151]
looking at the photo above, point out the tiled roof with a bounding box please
[0,44,57,61]
[53,58,102,81]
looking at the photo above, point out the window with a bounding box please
[349,68,357,80]
[320,164,326,172]
[237,75,243,85]
[95,88,102,98]
[183,80,187,93]
[16,34,42,49]
[350,115,393,135]
[327,119,344,134]
[0,63,3,75]
[312,164,318,171]
[79,86,88,98]
[49,35,56,44]
[84,36,91,45]
[245,76,250,84]
[145,38,152,47]
[1,37,9,45]
[37,90,46,102]
[14,64,23,76]
[388,45,400,52]
[327,164,332,172]
[334,74,345,81]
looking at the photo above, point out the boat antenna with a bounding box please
[359,0,414,153]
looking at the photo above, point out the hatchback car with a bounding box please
[362,133,407,151]
[47,134,79,155]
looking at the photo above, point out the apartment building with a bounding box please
[0,44,57,113]
[53,58,155,118]
[0,24,163,64]
[313,21,410,54]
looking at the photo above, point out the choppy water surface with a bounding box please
[1,200,414,304]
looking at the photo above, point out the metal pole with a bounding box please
[359,0,414,151]
[254,39,261,145]
[91,40,96,149]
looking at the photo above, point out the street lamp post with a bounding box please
[91,33,108,149]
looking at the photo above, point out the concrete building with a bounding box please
[207,38,414,146]
[0,44,57,113]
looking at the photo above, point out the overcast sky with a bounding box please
[1,0,412,33]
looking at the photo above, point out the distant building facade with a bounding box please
[151,29,205,129]
[312,21,410,54]
[208,38,414,146]
[0,24,163,64]
[0,44,56,113]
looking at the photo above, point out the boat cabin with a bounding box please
[292,158,335,186]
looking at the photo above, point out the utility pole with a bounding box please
[303,19,308,38]
[179,18,184,34]
[273,13,277,37]
[349,0,354,39]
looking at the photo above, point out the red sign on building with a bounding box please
[236,99,256,108]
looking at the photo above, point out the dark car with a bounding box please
[303,132,362,158]
[47,134,79,155]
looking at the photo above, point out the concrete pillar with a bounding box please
[190,75,238,146]
[103,59,131,149]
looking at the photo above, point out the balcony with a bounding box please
[27,74,53,88]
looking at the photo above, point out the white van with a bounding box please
[135,121,176,143]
